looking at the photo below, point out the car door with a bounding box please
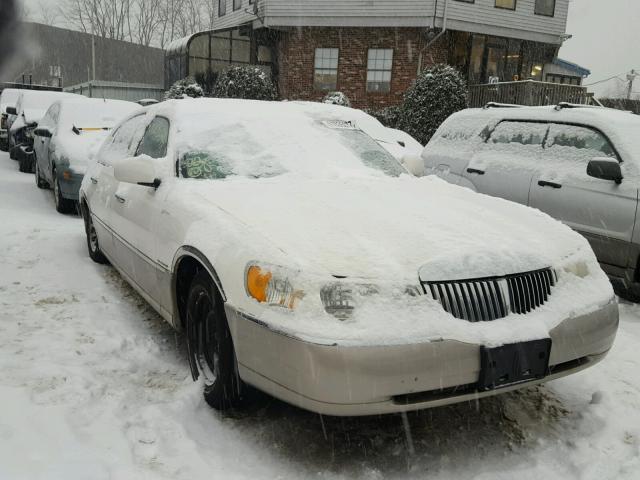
[90,114,149,266]
[529,123,639,270]
[110,116,170,307]
[462,120,549,205]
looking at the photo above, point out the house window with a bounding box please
[233,0,242,11]
[314,48,339,91]
[535,0,555,16]
[367,49,393,93]
[219,0,226,16]
[495,0,516,9]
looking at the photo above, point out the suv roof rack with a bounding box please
[554,102,602,111]
[482,102,523,110]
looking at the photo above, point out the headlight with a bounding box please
[245,264,304,310]
[320,283,379,320]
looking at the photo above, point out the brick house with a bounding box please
[165,0,571,109]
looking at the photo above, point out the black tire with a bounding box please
[52,167,74,214]
[82,204,108,264]
[35,161,48,189]
[18,150,32,173]
[186,270,244,411]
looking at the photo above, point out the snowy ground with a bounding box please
[0,151,639,480]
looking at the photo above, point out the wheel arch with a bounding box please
[172,246,227,330]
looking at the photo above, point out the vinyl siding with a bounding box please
[436,0,569,39]
[212,0,568,44]
[212,0,265,30]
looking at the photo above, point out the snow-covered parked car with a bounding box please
[34,97,140,213]
[80,98,618,416]
[8,89,78,166]
[0,88,21,151]
[422,104,640,300]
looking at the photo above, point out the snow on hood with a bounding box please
[181,174,585,282]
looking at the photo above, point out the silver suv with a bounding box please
[422,104,640,299]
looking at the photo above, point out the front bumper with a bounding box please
[227,301,619,416]
[56,169,84,201]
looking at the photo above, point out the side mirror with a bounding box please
[113,157,161,188]
[6,106,17,115]
[587,158,623,184]
[401,153,425,177]
[34,127,52,138]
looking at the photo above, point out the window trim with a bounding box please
[494,0,517,11]
[366,48,394,93]
[219,0,227,17]
[135,115,171,160]
[313,47,340,92]
[233,0,242,11]
[534,0,556,17]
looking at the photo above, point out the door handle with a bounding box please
[467,168,485,175]
[114,194,126,204]
[90,177,98,184]
[538,180,562,189]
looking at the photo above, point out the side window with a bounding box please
[99,114,147,165]
[136,117,170,159]
[545,124,618,161]
[488,121,548,146]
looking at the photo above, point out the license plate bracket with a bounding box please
[478,339,551,391]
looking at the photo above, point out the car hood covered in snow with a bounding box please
[182,174,586,282]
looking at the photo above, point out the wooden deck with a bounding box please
[468,80,593,108]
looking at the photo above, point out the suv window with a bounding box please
[136,117,170,159]
[545,124,619,161]
[489,121,549,146]
[99,114,147,165]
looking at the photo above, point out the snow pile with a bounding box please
[211,66,278,101]
[323,91,351,107]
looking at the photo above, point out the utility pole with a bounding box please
[627,69,638,100]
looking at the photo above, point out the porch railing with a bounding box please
[468,80,594,108]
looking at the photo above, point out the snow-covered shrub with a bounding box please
[366,106,402,129]
[211,66,278,101]
[399,64,468,145]
[323,91,351,107]
[164,77,204,100]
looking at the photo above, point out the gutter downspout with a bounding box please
[419,0,449,73]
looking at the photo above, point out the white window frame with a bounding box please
[313,48,339,91]
[367,49,393,93]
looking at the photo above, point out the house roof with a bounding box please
[552,58,591,78]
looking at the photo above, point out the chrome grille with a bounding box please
[423,268,556,322]
[507,268,555,314]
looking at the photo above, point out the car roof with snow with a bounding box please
[146,98,397,143]
[56,97,140,129]
[432,105,640,164]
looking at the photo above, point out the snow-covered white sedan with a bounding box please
[80,99,618,416]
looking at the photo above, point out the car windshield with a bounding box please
[177,117,406,180]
